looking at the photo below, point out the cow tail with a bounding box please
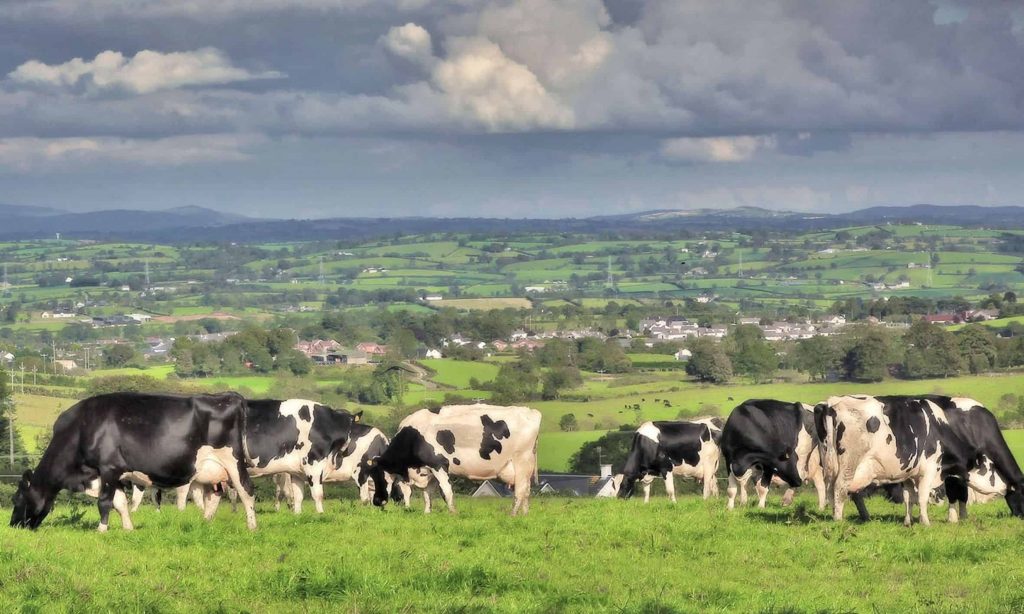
[239,395,253,466]
[822,410,838,484]
[533,436,540,486]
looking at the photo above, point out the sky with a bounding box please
[1,0,1023,219]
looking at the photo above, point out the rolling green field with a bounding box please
[3,494,1024,612]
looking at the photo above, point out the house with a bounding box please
[509,329,528,342]
[472,480,513,498]
[311,348,368,366]
[423,348,443,359]
[357,342,388,355]
[54,359,79,372]
[964,309,1000,322]
[923,314,959,325]
[1,351,14,366]
[491,340,510,352]
[424,294,443,301]
[523,286,547,293]
[738,317,761,326]
[127,313,152,323]
[674,349,692,361]
[144,339,173,358]
[296,339,342,357]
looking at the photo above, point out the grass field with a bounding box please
[3,494,1024,612]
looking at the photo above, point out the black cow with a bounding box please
[720,399,826,510]
[11,392,256,531]
[616,417,723,502]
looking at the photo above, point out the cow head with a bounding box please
[616,473,636,499]
[10,470,54,530]
[1006,484,1024,517]
[774,447,803,488]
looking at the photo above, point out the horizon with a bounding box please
[2,2,1023,217]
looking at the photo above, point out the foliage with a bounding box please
[685,338,733,383]
[902,320,963,379]
[792,335,841,381]
[724,324,777,382]
[568,429,633,474]
[558,413,578,432]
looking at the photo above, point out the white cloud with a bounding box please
[431,37,574,131]
[1,0,435,20]
[0,134,265,171]
[381,23,436,69]
[9,48,282,94]
[660,136,775,163]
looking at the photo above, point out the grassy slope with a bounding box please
[3,495,1024,612]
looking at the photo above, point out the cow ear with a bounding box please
[354,411,363,423]
[365,458,376,467]
[20,469,32,485]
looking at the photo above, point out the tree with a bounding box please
[725,324,777,382]
[842,328,896,382]
[559,413,579,432]
[542,366,583,400]
[569,430,634,474]
[902,320,963,378]
[490,359,540,404]
[793,336,840,381]
[686,338,733,384]
[103,344,137,368]
[957,324,998,375]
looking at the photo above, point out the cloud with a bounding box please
[430,37,575,131]
[0,134,265,171]
[660,135,775,163]
[1,0,436,20]
[9,48,282,94]
[381,23,436,69]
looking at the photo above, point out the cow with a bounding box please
[815,395,951,526]
[200,398,360,515]
[366,404,542,515]
[616,417,724,502]
[720,399,826,511]
[272,423,394,509]
[10,392,257,531]
[920,396,1024,520]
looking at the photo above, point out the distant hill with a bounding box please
[1,203,1023,242]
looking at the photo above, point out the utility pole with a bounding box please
[319,256,325,286]
[7,369,14,465]
[145,260,151,288]
[738,250,743,278]
[606,255,613,287]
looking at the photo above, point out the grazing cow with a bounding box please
[202,399,359,515]
[617,417,724,502]
[366,404,542,515]
[815,395,951,526]
[906,396,1024,521]
[11,392,257,531]
[272,423,393,509]
[720,399,826,510]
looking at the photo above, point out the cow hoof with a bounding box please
[97,524,108,533]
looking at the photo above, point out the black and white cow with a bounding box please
[366,404,542,515]
[273,422,393,508]
[815,395,951,526]
[10,392,257,531]
[203,398,360,515]
[616,417,723,502]
[720,399,826,510]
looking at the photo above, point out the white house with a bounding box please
[674,349,692,361]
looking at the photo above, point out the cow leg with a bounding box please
[945,476,969,524]
[175,484,190,511]
[813,471,827,511]
[917,474,935,527]
[112,487,134,531]
[781,489,795,507]
[96,478,117,532]
[851,492,871,521]
[755,470,773,509]
[190,483,205,511]
[422,487,432,514]
[430,470,457,514]
[153,488,162,512]
[727,473,737,509]
[290,479,305,514]
[702,466,717,499]
[664,474,677,504]
[203,487,222,521]
[642,477,652,504]
[227,486,238,513]
[130,485,145,513]
[273,474,288,511]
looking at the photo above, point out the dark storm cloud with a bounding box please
[0,0,1023,215]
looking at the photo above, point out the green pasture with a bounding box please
[4,495,1024,612]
